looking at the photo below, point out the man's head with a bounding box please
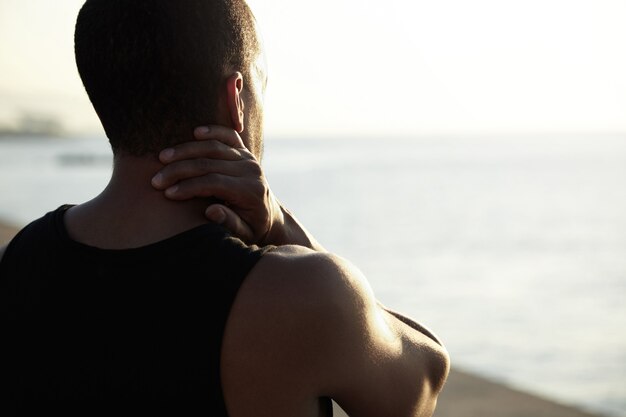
[74,0,266,158]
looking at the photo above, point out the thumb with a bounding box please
[205,204,254,243]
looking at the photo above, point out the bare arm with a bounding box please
[221,246,450,417]
[320,253,450,416]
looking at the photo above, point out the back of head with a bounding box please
[74,0,259,156]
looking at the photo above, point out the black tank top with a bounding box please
[0,205,275,415]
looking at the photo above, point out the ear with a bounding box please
[226,72,245,133]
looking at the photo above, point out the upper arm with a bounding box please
[312,253,450,417]
[0,244,6,263]
[221,245,449,417]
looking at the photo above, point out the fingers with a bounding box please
[152,157,262,190]
[194,125,246,149]
[205,204,254,243]
[159,173,260,202]
[159,139,250,165]
[157,124,254,167]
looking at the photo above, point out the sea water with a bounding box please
[0,133,625,417]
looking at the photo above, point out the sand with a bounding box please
[0,220,20,247]
[0,220,606,417]
[333,366,604,417]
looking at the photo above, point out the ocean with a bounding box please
[1,133,625,416]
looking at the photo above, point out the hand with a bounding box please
[151,125,283,244]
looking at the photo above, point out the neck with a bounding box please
[65,153,213,249]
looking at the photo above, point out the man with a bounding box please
[0,1,449,416]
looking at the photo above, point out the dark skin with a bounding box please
[151,125,445,348]
[151,125,325,251]
[158,125,465,396]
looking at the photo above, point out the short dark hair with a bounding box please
[74,0,259,156]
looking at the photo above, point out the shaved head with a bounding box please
[75,0,261,156]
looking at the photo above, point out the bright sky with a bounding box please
[0,0,624,138]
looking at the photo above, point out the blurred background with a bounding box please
[1,1,625,416]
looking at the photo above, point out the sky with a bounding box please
[0,0,625,138]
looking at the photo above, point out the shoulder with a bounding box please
[247,245,374,321]
[221,245,376,409]
[227,244,369,342]
[254,244,359,282]
[222,245,450,415]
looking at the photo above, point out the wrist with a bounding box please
[260,201,288,246]
[259,199,325,251]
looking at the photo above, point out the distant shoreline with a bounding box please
[0,131,67,140]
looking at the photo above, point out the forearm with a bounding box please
[262,205,326,252]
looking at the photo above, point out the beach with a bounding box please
[0,220,20,246]
[0,220,607,417]
[335,366,606,417]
